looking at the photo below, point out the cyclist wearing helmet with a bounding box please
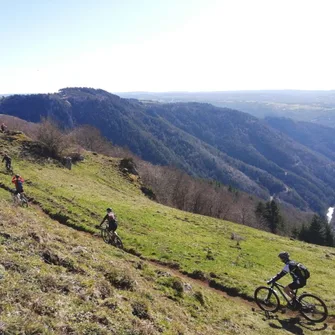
[99,208,118,232]
[267,252,307,302]
[12,174,24,195]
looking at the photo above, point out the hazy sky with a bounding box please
[1,0,335,93]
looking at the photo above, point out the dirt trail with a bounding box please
[26,195,256,306]
[0,182,334,326]
[29,198,335,323]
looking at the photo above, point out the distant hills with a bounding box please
[120,90,335,127]
[265,117,335,161]
[1,87,335,213]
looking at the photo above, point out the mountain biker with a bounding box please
[267,251,307,305]
[2,153,12,170]
[0,123,7,132]
[12,174,25,195]
[99,208,118,232]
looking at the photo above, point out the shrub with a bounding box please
[132,301,150,320]
[119,158,138,175]
[104,270,136,291]
[189,270,206,281]
[159,277,184,297]
[36,119,69,158]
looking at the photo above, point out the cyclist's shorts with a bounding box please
[108,221,118,232]
[289,280,306,290]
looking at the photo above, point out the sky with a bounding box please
[1,0,335,94]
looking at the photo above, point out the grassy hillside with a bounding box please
[0,132,334,334]
[3,88,335,213]
[1,201,281,334]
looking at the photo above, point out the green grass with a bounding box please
[0,199,302,335]
[0,132,334,334]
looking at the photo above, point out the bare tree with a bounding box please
[36,119,69,158]
[70,125,111,153]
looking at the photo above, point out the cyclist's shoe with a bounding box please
[289,299,302,310]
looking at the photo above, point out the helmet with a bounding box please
[15,174,20,178]
[278,251,290,261]
[106,207,112,212]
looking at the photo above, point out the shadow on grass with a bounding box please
[268,316,328,334]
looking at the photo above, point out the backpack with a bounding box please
[296,263,310,280]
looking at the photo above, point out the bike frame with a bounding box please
[5,163,12,172]
[100,223,115,239]
[268,282,298,304]
[12,192,27,205]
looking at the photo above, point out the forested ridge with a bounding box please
[265,116,335,161]
[1,87,335,214]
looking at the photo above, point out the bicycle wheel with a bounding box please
[254,286,280,313]
[101,228,110,244]
[298,293,328,323]
[21,195,28,207]
[12,194,19,206]
[112,234,123,249]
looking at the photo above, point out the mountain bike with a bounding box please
[5,163,13,174]
[100,223,123,249]
[12,192,28,207]
[254,281,328,323]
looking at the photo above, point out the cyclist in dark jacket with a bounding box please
[267,252,307,301]
[99,208,118,232]
[2,153,11,170]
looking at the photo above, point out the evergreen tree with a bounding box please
[255,202,266,226]
[255,202,265,217]
[298,224,310,242]
[264,200,284,234]
[291,227,300,239]
[308,215,326,246]
[324,222,335,247]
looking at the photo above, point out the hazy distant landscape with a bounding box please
[120,90,335,127]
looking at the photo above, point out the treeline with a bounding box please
[254,200,334,246]
[2,115,333,247]
[138,161,262,229]
[136,160,315,236]
[297,215,335,247]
